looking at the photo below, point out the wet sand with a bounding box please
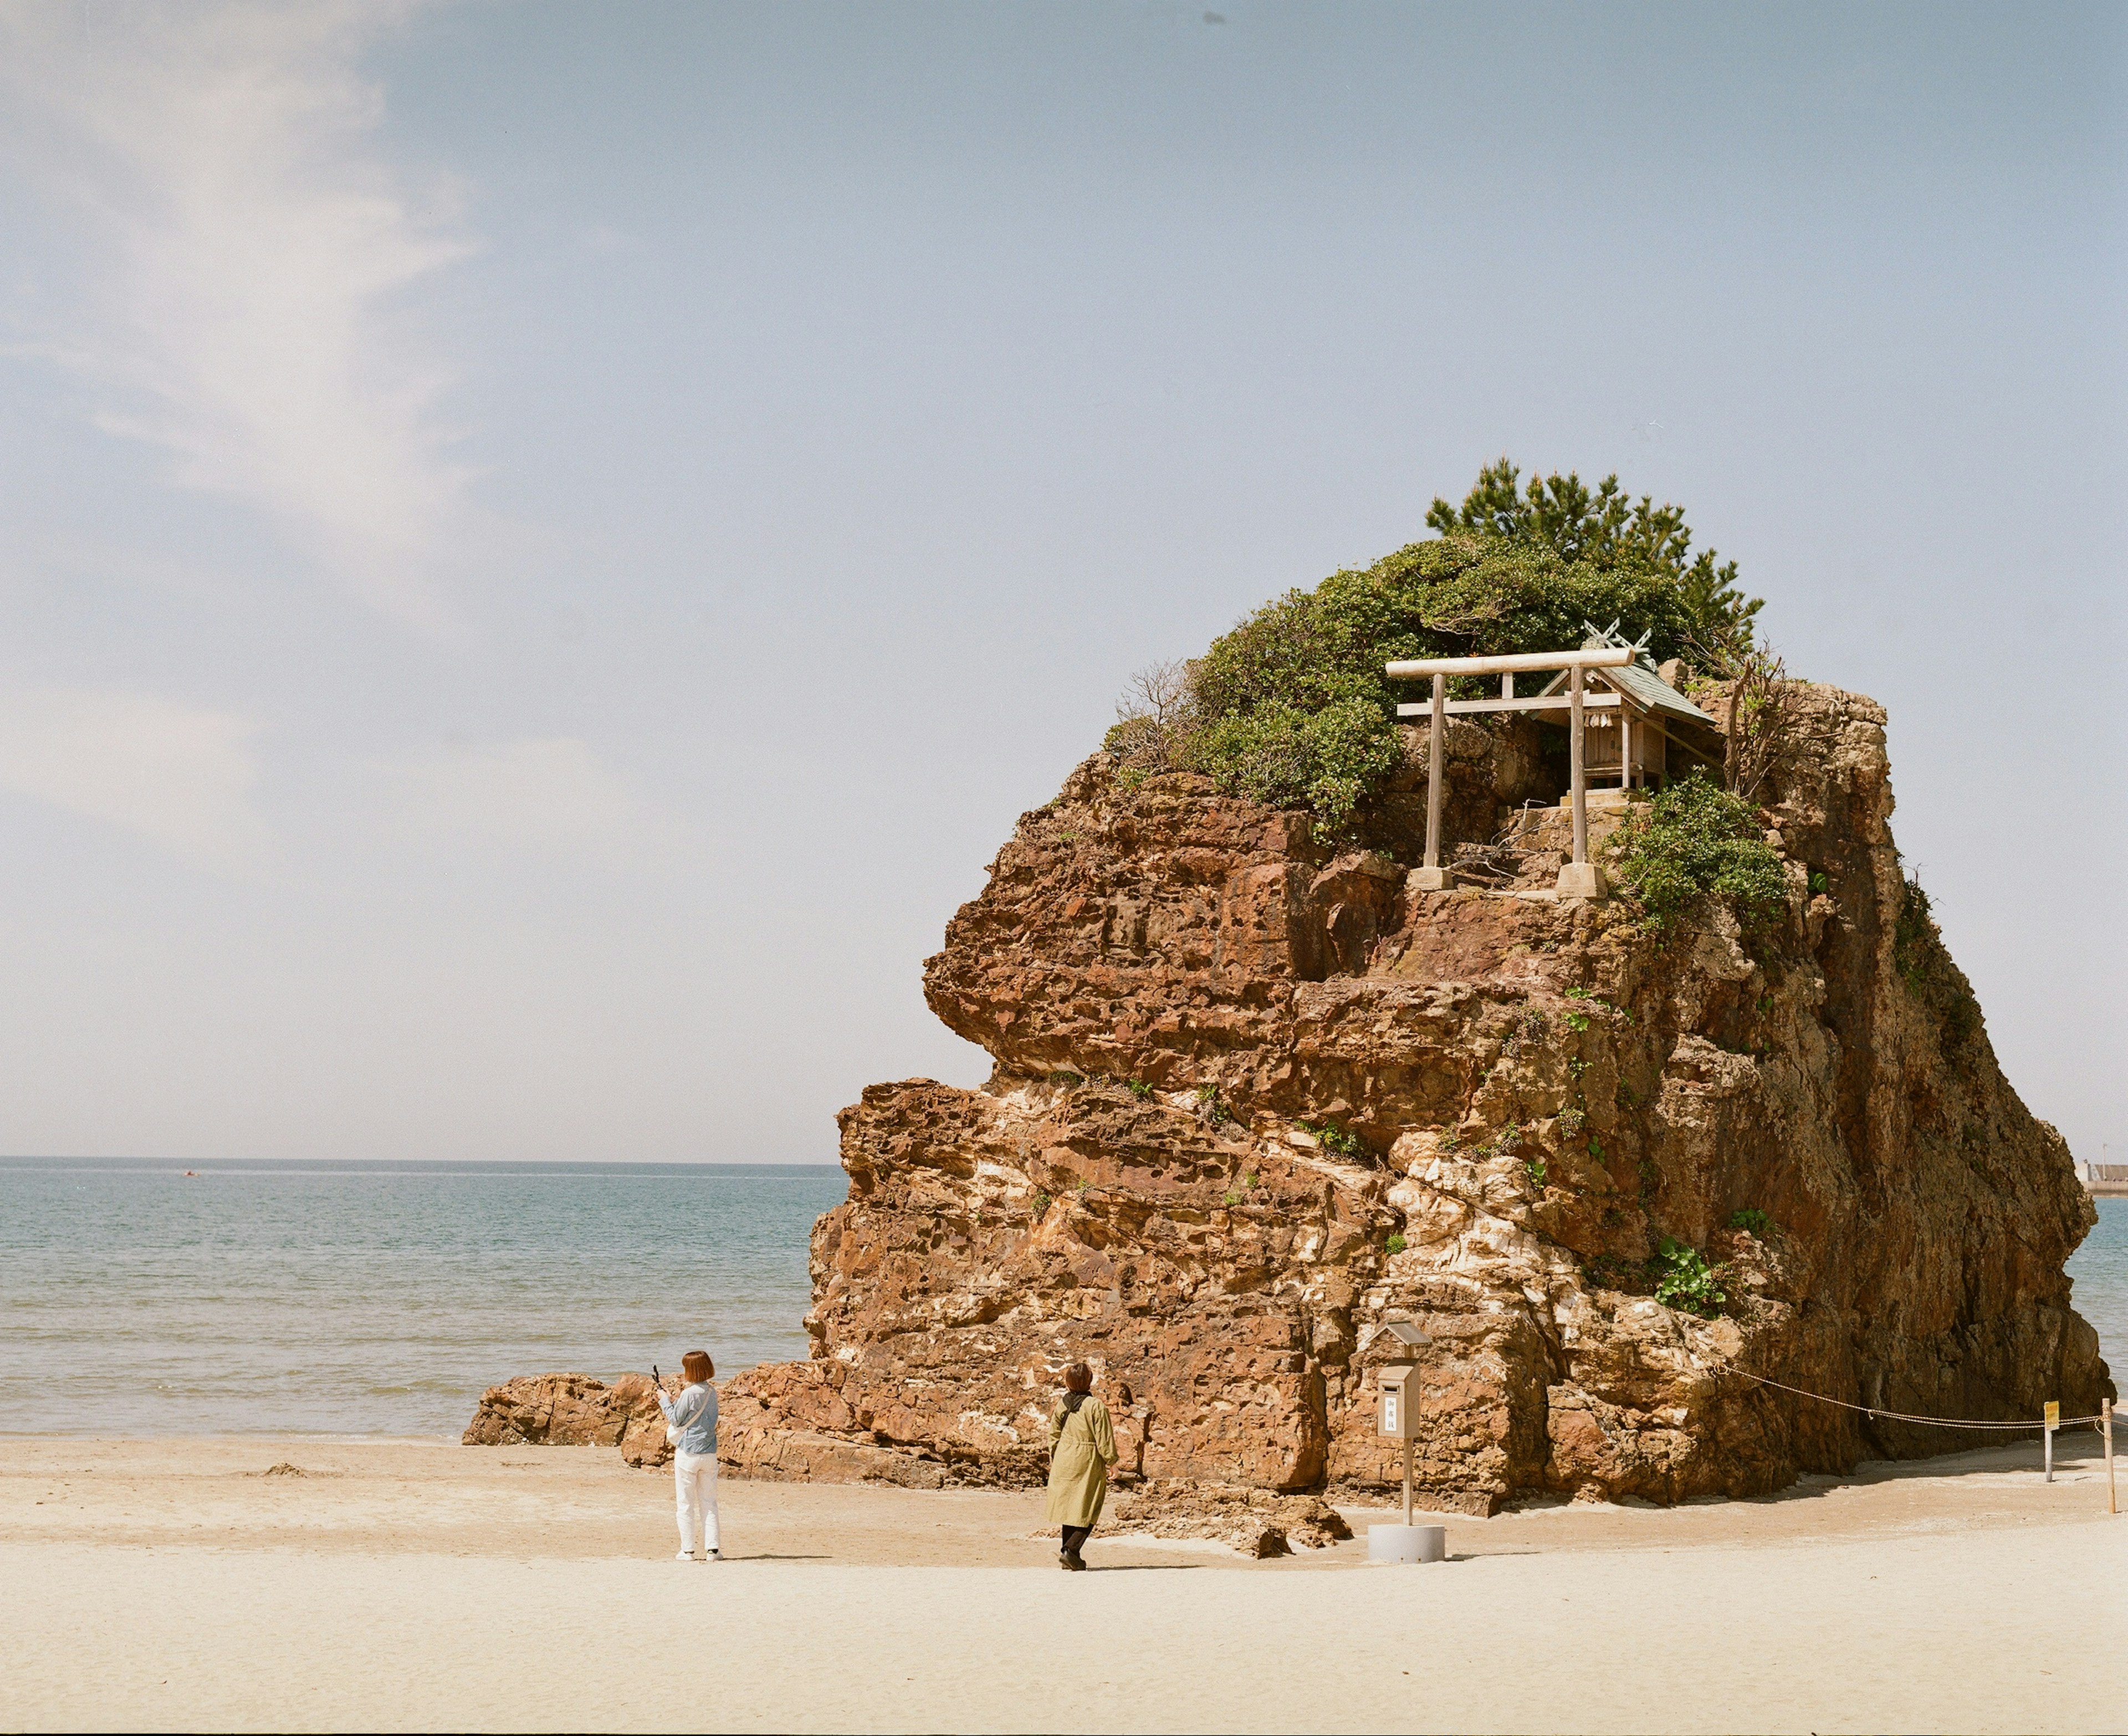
[1,1433,2119,1732]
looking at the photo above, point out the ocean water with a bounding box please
[2071,1197,2127,1390]
[1,1162,2121,1437]
[0,1159,848,1437]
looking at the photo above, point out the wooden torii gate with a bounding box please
[1384,647,1634,899]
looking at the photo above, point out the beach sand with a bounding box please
[2,1433,2119,1734]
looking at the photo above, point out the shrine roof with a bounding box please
[1537,622,1717,730]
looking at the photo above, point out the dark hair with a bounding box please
[1063,1361,1093,1394]
[682,1350,714,1382]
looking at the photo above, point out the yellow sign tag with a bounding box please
[2044,1401,2060,1427]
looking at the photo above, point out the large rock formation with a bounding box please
[720,683,2110,1511]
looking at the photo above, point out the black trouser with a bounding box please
[1061,1524,1091,1558]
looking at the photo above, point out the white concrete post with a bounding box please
[2105,1397,2115,1514]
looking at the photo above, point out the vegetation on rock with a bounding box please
[1606,770,1789,929]
[1185,697,1403,837]
[1421,458,1763,663]
[1108,457,1767,834]
[1589,1233,1737,1319]
[1649,1237,1729,1318]
[1298,1118,1362,1156]
[1892,870,1982,1042]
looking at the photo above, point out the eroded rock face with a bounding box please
[1104,1481,1353,1556]
[721,683,2110,1510]
[464,1373,672,1467]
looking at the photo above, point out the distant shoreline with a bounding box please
[0,1156,843,1173]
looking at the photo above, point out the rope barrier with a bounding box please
[1731,1368,2106,1431]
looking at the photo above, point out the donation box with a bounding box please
[1378,1361,1421,1440]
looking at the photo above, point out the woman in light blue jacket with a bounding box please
[658,1350,720,1561]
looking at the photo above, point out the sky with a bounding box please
[0,0,2121,1165]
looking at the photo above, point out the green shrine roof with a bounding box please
[1537,621,1716,731]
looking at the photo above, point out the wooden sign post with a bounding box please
[1364,1320,1444,1564]
[2043,1400,2059,1483]
[1379,1366,1419,1525]
[2105,1397,2116,1515]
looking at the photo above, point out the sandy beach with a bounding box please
[2,1433,2119,1734]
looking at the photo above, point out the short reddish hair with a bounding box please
[682,1350,714,1382]
[1063,1361,1093,1393]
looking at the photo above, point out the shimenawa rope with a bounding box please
[1732,1367,2105,1430]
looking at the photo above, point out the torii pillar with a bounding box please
[1555,663,1605,899]
[1410,672,1450,891]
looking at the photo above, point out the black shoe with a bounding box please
[1064,1552,1087,1571]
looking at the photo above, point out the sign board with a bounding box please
[2044,1401,2059,1428]
[1378,1362,1421,1441]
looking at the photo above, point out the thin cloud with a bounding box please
[0,1,474,627]
[0,685,270,869]
[377,738,640,854]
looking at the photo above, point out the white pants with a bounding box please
[674,1450,720,1554]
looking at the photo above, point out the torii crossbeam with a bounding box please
[1384,647,1634,900]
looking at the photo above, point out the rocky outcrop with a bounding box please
[1104,1481,1353,1556]
[714,682,2109,1513]
[463,1373,673,1467]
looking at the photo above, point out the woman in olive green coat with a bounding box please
[1044,1361,1117,1571]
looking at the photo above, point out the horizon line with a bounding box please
[0,1155,844,1171]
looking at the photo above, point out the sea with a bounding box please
[0,1159,848,1437]
[1,1159,2123,1438]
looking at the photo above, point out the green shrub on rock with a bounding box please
[1298,1119,1363,1156]
[1188,698,1403,838]
[1608,771,1787,929]
[1650,1237,1727,1317]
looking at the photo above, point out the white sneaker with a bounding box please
[676,1548,695,1560]
[707,1549,720,1561]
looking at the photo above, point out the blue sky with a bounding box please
[0,1,2121,1163]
